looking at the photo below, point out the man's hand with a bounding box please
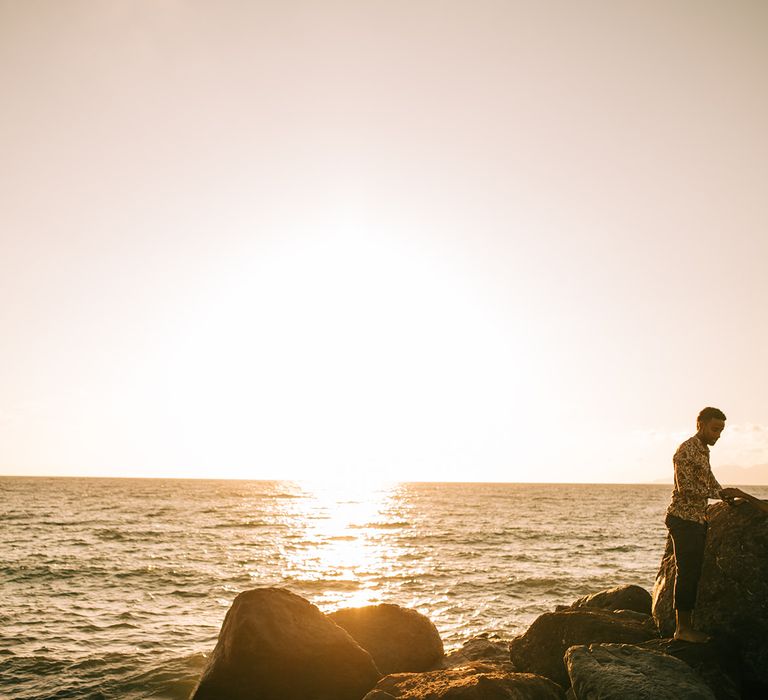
[719,488,768,514]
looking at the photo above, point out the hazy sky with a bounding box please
[2,1,767,483]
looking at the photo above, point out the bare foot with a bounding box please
[674,629,711,643]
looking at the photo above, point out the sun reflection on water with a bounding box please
[280,479,405,609]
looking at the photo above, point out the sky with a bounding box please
[1,1,767,484]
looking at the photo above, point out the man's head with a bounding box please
[696,406,726,446]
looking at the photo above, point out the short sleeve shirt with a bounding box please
[666,435,722,524]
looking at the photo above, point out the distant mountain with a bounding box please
[653,463,768,486]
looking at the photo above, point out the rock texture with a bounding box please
[362,664,565,699]
[565,643,715,699]
[558,584,651,615]
[652,499,768,693]
[330,603,444,675]
[508,609,658,688]
[191,587,380,700]
[439,634,514,671]
[639,638,741,700]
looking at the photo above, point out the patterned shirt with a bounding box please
[666,435,722,524]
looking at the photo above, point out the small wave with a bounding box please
[122,652,207,699]
[146,507,175,517]
[77,622,139,632]
[350,521,410,529]
[115,566,200,582]
[0,512,37,522]
[171,589,209,598]
[94,528,128,541]
[500,552,540,562]
[284,578,361,592]
[117,611,143,621]
[508,575,573,591]
[602,544,637,553]
[2,564,104,583]
[211,520,270,529]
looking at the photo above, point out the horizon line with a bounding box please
[0,472,702,486]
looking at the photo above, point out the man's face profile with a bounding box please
[698,418,725,446]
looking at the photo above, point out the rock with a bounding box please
[362,664,565,699]
[439,634,514,671]
[565,643,716,699]
[508,609,658,688]
[191,587,381,700]
[638,638,741,700]
[651,535,676,637]
[329,603,444,675]
[558,584,652,615]
[600,609,652,625]
[652,500,768,694]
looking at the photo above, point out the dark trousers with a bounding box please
[665,513,708,612]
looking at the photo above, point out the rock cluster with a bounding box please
[190,498,767,699]
[653,499,768,696]
[508,607,658,688]
[363,665,565,699]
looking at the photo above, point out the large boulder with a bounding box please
[565,643,715,699]
[362,664,565,699]
[191,588,381,700]
[329,603,444,675]
[638,638,741,700]
[558,584,652,615]
[439,634,514,671]
[652,500,768,694]
[508,609,658,688]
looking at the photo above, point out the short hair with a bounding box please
[698,406,726,424]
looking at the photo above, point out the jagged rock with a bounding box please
[565,643,715,699]
[508,609,658,688]
[639,638,741,700]
[191,587,380,700]
[438,634,514,671]
[329,603,444,675]
[652,500,768,694]
[362,664,565,699]
[557,584,652,615]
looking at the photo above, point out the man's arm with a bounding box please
[719,487,768,514]
[704,456,722,499]
[673,443,697,492]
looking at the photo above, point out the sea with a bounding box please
[3,477,766,700]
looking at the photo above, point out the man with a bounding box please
[664,407,753,642]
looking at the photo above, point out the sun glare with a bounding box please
[281,479,401,608]
[125,222,543,483]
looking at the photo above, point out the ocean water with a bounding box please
[3,477,765,700]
